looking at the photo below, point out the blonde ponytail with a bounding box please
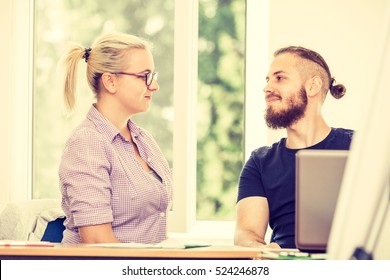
[61,44,85,112]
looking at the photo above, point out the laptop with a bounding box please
[295,149,349,253]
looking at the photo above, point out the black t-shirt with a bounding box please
[237,128,354,248]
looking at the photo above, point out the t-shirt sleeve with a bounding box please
[237,151,266,203]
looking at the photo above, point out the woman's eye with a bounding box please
[137,74,147,81]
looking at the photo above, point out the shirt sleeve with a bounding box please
[59,129,114,227]
[237,151,266,203]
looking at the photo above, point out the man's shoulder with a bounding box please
[327,127,355,149]
[331,127,354,140]
[251,138,285,159]
[332,127,354,134]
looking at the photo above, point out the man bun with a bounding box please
[329,78,346,99]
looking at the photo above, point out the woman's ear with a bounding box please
[306,76,322,97]
[101,73,117,94]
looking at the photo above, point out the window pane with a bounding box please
[33,0,174,198]
[197,0,246,220]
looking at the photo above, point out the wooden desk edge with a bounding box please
[0,244,263,259]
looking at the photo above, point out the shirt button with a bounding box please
[160,212,165,217]
[147,157,151,162]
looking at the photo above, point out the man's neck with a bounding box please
[285,117,331,149]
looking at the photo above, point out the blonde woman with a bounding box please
[59,33,173,244]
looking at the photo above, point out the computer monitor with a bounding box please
[295,150,349,253]
[327,1,390,260]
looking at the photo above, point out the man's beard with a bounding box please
[264,87,308,129]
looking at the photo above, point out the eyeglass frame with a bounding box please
[113,71,158,87]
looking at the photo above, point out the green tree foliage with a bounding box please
[197,0,245,220]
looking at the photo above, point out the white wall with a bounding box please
[265,0,390,259]
[0,1,13,212]
[266,0,388,144]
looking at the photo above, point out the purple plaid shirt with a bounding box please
[59,105,173,244]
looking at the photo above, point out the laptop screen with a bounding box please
[295,150,349,253]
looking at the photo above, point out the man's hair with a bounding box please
[274,46,346,99]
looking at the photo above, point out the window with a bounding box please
[196,0,245,220]
[9,0,269,236]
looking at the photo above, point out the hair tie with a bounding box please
[82,48,92,63]
[329,78,335,89]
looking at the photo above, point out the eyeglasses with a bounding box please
[113,71,158,87]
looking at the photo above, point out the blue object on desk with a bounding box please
[41,217,66,242]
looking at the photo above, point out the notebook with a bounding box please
[295,149,349,253]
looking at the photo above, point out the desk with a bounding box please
[0,244,263,260]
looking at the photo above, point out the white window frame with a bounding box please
[244,0,269,160]
[2,0,270,241]
[1,0,34,207]
[169,0,199,233]
[168,0,269,239]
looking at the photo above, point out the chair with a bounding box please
[41,216,66,242]
[0,199,65,242]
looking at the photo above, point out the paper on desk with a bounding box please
[260,248,327,260]
[0,240,55,247]
[86,238,211,249]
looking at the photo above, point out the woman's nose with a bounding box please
[148,80,159,92]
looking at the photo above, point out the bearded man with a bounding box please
[234,46,353,249]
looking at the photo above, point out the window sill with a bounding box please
[168,220,273,246]
[168,220,235,246]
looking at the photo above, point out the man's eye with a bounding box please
[276,76,284,81]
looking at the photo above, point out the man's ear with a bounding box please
[101,73,117,94]
[306,76,322,97]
